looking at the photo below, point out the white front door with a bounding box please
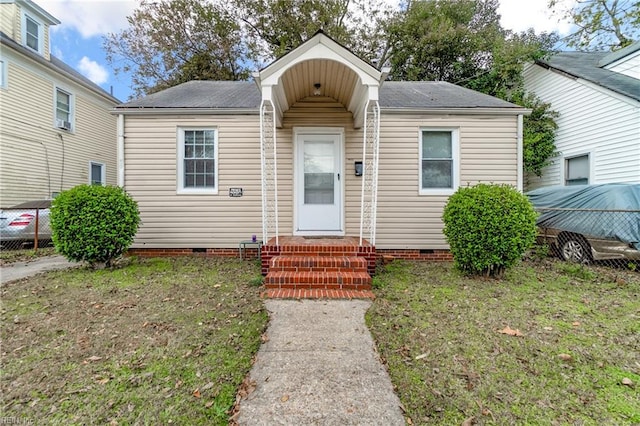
[295,131,343,234]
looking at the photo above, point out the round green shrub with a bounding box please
[50,185,140,267]
[442,183,537,277]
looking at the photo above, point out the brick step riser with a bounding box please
[264,278,372,287]
[270,258,367,272]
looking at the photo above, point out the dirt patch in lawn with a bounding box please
[1,257,268,425]
[367,259,640,425]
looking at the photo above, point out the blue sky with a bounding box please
[42,0,574,103]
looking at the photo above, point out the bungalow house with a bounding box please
[113,32,528,296]
[523,42,640,190]
[0,0,119,207]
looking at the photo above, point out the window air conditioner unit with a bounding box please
[56,119,71,130]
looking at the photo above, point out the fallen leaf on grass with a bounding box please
[193,389,201,398]
[96,377,110,385]
[205,401,214,408]
[543,326,553,331]
[572,321,581,327]
[621,377,634,388]
[498,326,524,337]
[557,353,573,362]
[85,355,102,362]
[415,353,428,360]
[461,416,476,425]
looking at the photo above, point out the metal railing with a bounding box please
[533,207,640,269]
[0,207,52,251]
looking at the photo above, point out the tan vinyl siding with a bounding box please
[0,3,17,39]
[123,101,519,250]
[123,115,264,248]
[0,53,117,207]
[375,113,519,250]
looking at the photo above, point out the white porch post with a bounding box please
[359,100,380,246]
[260,99,279,245]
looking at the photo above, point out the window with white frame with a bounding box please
[420,129,459,194]
[90,162,105,185]
[177,128,218,193]
[24,14,41,53]
[565,154,589,186]
[55,88,72,130]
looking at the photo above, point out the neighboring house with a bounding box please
[523,42,640,190]
[0,0,119,207]
[113,31,528,259]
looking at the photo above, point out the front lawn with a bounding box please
[367,260,639,425]
[1,257,268,425]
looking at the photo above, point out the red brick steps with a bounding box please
[262,237,375,299]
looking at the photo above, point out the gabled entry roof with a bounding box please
[253,31,389,128]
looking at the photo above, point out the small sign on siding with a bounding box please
[229,188,243,197]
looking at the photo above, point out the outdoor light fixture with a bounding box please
[354,161,363,176]
[313,83,322,96]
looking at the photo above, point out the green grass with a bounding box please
[1,257,268,425]
[367,260,640,425]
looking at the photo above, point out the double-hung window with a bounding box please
[420,129,459,195]
[24,14,41,53]
[55,88,72,130]
[177,128,218,194]
[565,154,589,186]
[90,162,105,185]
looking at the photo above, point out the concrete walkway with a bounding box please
[235,299,405,425]
[0,255,79,284]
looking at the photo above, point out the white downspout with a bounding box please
[517,114,524,192]
[117,114,125,187]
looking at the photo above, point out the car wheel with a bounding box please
[559,234,591,263]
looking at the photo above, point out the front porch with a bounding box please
[261,236,376,299]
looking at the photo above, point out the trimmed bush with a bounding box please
[442,183,537,277]
[50,185,140,267]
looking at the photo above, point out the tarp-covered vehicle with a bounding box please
[527,184,640,263]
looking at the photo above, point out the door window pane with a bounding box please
[304,141,334,204]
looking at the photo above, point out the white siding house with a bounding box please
[0,0,119,207]
[523,42,640,190]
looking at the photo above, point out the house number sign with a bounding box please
[229,188,243,197]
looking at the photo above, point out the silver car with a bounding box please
[0,200,52,248]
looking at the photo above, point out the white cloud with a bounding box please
[498,0,575,35]
[41,0,136,38]
[77,56,109,84]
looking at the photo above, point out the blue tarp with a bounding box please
[526,184,640,249]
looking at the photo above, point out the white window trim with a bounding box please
[177,127,219,195]
[418,127,460,196]
[89,161,106,186]
[21,12,43,54]
[53,86,75,132]
[0,57,7,89]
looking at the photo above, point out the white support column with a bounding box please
[260,100,279,245]
[359,100,380,246]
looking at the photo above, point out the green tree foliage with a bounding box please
[50,185,140,268]
[442,184,538,277]
[514,93,559,178]
[388,0,504,82]
[104,0,250,98]
[548,0,640,51]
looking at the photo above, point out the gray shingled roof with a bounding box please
[116,80,522,110]
[0,31,120,104]
[536,51,640,102]
[379,81,520,109]
[117,81,262,109]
